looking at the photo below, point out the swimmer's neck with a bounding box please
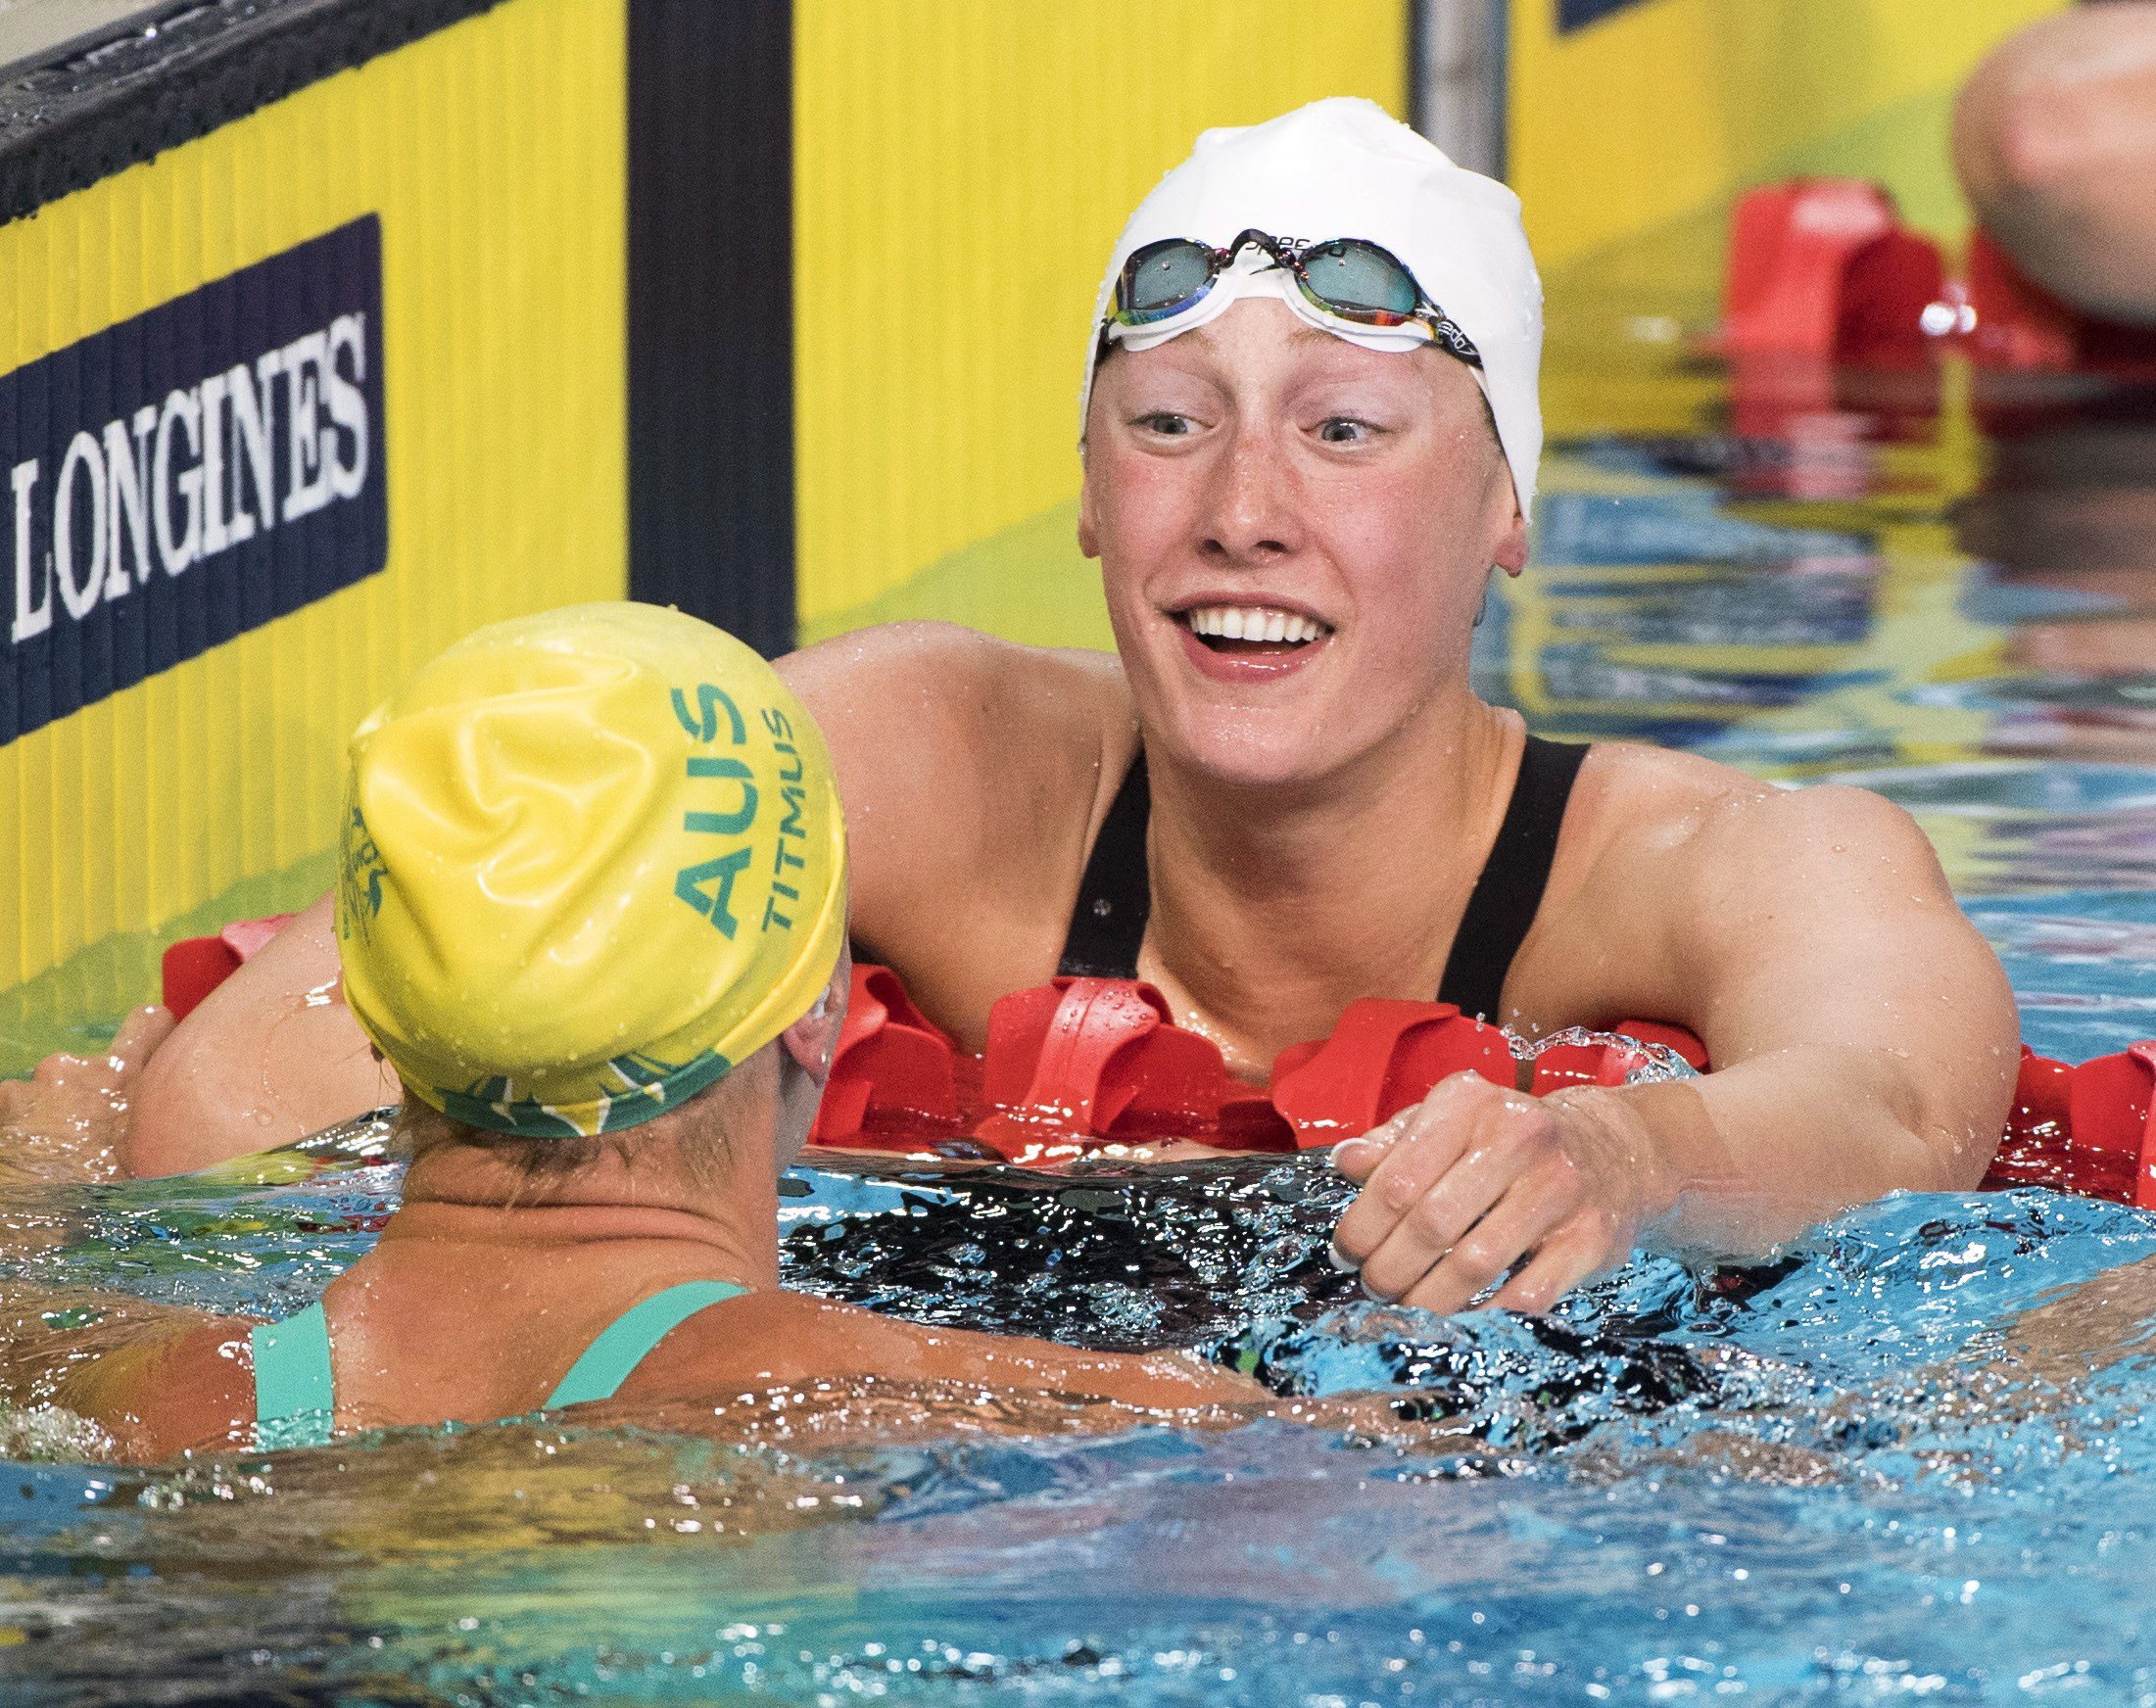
[376,1145,782,1291]
[1143,691,1522,1050]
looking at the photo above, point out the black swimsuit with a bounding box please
[1057,736,1590,1020]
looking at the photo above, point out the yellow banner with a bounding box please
[0,0,626,1064]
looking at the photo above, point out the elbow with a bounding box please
[1905,1038,2017,1199]
[1990,82,2096,204]
[121,1036,231,1179]
[1932,1122,2001,1196]
[1956,59,2084,210]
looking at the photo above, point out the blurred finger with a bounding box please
[29,1052,89,1091]
[1330,1097,1491,1266]
[107,1006,176,1075]
[1395,1170,1579,1314]
[1354,1138,1523,1302]
[1489,1215,1615,1314]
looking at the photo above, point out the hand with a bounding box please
[1326,1072,1649,1315]
[0,1007,175,1184]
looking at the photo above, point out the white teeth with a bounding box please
[1183,604,1328,643]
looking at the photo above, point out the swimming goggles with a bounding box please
[1097,229,1482,367]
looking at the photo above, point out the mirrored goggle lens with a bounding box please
[1298,239,1420,319]
[1118,240,1220,318]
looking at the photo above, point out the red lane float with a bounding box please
[1270,999,1513,1141]
[162,920,2156,1202]
[160,914,295,1020]
[1718,178,1934,359]
[1989,1042,2156,1208]
[809,964,961,1140]
[811,961,1712,1164]
[1717,176,2156,376]
[816,964,2156,1200]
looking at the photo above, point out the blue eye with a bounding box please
[1318,418,1370,444]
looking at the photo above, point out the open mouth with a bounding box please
[1177,603,1333,658]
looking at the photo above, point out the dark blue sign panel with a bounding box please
[2,215,386,745]
[1558,0,1653,30]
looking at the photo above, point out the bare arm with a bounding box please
[0,1278,246,1460]
[1953,1,2156,323]
[1333,783,2019,1310]
[654,1290,1428,1442]
[675,1289,1264,1412]
[123,896,398,1177]
[1556,784,2017,1246]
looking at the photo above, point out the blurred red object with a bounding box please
[161,914,295,1020]
[1721,178,1911,356]
[808,963,962,1146]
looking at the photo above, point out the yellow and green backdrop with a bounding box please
[0,0,2066,1069]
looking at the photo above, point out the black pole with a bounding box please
[626,0,796,656]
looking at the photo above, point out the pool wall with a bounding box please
[0,0,2075,1072]
[0,0,629,1067]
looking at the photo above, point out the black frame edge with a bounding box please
[0,0,506,227]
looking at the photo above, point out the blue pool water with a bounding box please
[3,342,2155,1702]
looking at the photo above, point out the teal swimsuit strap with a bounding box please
[247,1279,747,1447]
[542,1279,748,1411]
[252,1302,335,1449]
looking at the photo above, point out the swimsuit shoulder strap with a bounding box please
[1437,735,1592,1021]
[1058,748,1152,978]
[252,1301,335,1449]
[542,1279,749,1411]
[1053,735,1587,1017]
[248,1281,749,1446]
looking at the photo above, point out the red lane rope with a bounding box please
[163,923,2156,1197]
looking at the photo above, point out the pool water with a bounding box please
[4,327,2156,1703]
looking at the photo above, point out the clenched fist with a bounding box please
[1326,1071,1657,1315]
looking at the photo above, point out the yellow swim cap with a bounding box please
[335,602,846,1138]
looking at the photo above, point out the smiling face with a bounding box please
[1079,298,1526,790]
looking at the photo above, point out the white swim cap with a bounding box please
[1081,97,1544,514]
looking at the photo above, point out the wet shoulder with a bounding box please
[1566,741,1926,879]
[1514,740,1936,1028]
[1506,742,1781,1027]
[611,1289,942,1400]
[1561,741,1779,873]
[778,624,1137,1003]
[56,1316,259,1462]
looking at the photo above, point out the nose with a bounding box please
[1198,421,1299,566]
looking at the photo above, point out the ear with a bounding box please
[1493,490,1529,578]
[781,945,851,1085]
[1078,458,1102,561]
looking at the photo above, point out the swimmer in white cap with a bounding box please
[122,100,2018,1314]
